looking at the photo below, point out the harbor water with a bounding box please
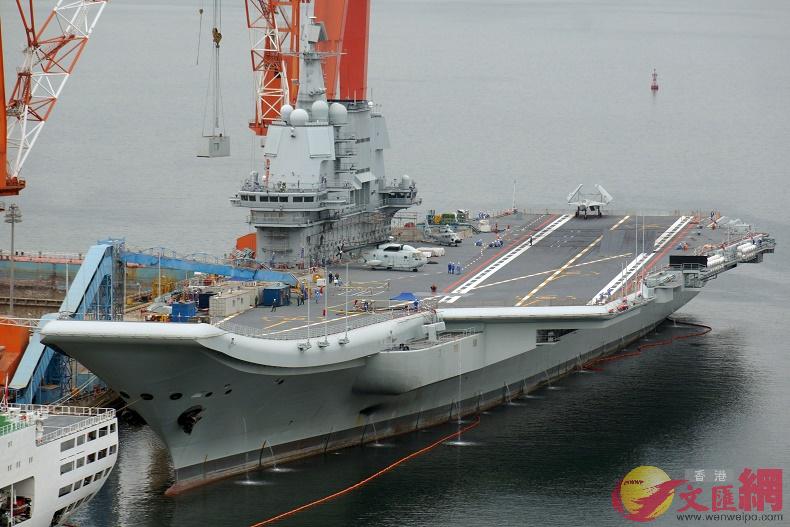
[2,0,788,525]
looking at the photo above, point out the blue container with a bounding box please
[171,301,197,322]
[197,292,215,310]
[260,284,291,307]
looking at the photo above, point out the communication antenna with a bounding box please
[198,0,230,157]
[512,179,517,211]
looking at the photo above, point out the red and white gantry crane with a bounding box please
[1,0,108,196]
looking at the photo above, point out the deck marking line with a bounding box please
[516,234,603,306]
[610,215,631,231]
[442,214,555,293]
[475,252,632,290]
[588,215,694,304]
[447,214,573,296]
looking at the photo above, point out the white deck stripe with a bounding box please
[588,215,694,304]
[587,252,651,305]
[445,214,573,298]
[609,215,631,231]
[653,216,692,251]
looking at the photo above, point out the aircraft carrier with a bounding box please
[38,1,776,495]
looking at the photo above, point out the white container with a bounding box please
[209,289,256,318]
[416,247,445,257]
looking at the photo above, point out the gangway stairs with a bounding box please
[11,242,121,403]
[11,241,298,403]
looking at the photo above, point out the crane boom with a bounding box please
[2,0,108,196]
[245,0,300,136]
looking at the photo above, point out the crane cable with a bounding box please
[249,417,481,526]
[201,0,225,137]
[196,4,204,66]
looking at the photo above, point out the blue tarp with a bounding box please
[390,292,419,302]
[120,251,297,286]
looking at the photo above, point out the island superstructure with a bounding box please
[37,0,775,496]
[233,12,418,266]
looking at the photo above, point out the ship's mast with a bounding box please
[246,0,372,139]
[295,12,329,109]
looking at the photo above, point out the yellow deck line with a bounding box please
[476,252,632,290]
[263,317,301,330]
[516,235,604,306]
[610,215,631,231]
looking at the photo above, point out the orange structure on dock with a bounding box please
[0,319,30,386]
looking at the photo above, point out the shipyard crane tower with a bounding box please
[244,0,371,186]
[244,0,370,133]
[1,0,108,197]
[244,0,301,138]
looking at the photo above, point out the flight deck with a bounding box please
[219,210,759,338]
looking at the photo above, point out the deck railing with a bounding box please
[0,419,31,437]
[1,404,115,444]
[217,308,437,341]
[38,412,115,445]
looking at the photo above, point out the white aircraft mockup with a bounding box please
[567,184,614,219]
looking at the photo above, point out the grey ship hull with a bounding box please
[43,286,697,494]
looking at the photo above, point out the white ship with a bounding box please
[0,403,117,526]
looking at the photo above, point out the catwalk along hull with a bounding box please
[42,286,698,494]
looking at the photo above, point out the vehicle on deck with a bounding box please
[362,242,427,271]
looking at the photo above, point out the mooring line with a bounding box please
[250,417,481,526]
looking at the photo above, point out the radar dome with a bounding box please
[289,108,309,126]
[400,174,412,189]
[311,100,329,122]
[328,102,348,125]
[280,104,293,122]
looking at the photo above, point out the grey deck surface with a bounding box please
[40,414,91,436]
[225,212,744,334]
